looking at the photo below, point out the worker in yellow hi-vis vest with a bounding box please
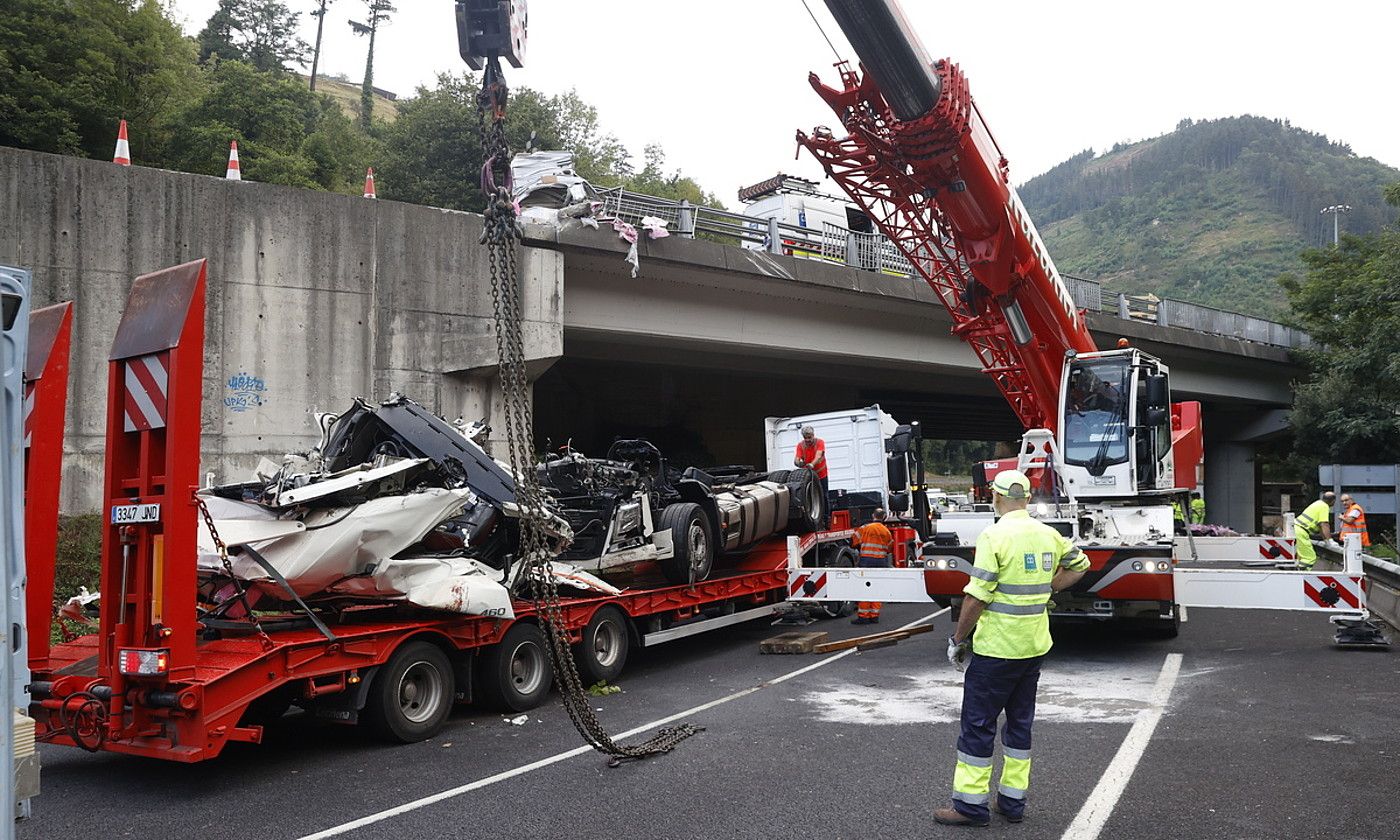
[934,470,1090,828]
[1295,491,1336,571]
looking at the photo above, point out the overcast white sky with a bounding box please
[169,1,1399,204]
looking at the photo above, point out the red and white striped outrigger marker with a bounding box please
[788,570,830,599]
[1259,537,1295,562]
[225,140,241,181]
[1303,574,1365,610]
[122,353,169,432]
[363,167,377,198]
[112,119,131,166]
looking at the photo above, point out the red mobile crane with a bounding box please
[783,1,1388,644]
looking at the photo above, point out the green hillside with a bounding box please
[1019,116,1400,318]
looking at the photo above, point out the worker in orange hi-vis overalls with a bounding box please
[1338,493,1371,548]
[852,509,895,624]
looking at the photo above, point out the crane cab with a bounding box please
[1058,348,1176,500]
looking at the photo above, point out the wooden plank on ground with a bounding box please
[759,630,830,654]
[811,622,936,654]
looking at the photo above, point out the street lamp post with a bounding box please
[1320,204,1351,246]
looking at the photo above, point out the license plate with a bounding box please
[111,503,160,524]
[1090,475,1117,486]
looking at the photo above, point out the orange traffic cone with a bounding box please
[225,141,242,181]
[112,119,131,166]
[363,167,377,199]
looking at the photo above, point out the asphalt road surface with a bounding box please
[22,606,1398,839]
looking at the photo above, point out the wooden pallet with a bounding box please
[759,630,830,654]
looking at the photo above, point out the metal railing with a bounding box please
[593,187,1306,349]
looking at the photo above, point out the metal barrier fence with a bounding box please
[593,187,1306,349]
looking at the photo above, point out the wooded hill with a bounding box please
[1019,116,1399,317]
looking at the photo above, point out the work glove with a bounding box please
[947,636,970,672]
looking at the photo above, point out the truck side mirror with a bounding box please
[1146,374,1169,409]
[887,453,909,493]
[1146,407,1169,426]
[886,425,913,455]
[888,491,910,514]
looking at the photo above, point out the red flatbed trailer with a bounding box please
[27,259,817,763]
[35,542,793,762]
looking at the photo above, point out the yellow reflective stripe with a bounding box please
[999,783,1027,799]
[997,582,1053,595]
[1001,754,1032,792]
[986,601,1047,616]
[1002,746,1031,760]
[954,758,993,799]
[957,751,992,767]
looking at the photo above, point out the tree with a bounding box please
[350,0,394,128]
[621,144,725,207]
[308,0,336,91]
[378,73,633,212]
[1279,183,1400,464]
[161,60,366,190]
[197,0,309,72]
[0,0,202,160]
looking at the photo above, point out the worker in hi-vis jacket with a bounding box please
[935,470,1090,828]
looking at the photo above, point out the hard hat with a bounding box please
[991,469,1031,499]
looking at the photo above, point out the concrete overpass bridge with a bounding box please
[1,147,1297,528]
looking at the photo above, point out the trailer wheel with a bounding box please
[815,545,857,619]
[477,622,554,712]
[365,640,454,743]
[574,606,631,684]
[658,502,714,584]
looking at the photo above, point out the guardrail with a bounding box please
[594,187,1307,350]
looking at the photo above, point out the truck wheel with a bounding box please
[477,622,554,712]
[574,606,631,684]
[364,640,454,743]
[815,545,857,619]
[658,502,714,584]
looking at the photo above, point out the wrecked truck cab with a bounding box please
[191,394,599,622]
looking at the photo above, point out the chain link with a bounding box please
[476,57,700,764]
[195,494,274,650]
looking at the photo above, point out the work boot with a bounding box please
[992,801,1024,824]
[851,617,874,625]
[933,807,989,828]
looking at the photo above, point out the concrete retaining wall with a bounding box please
[0,147,562,512]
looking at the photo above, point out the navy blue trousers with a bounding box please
[951,652,1043,821]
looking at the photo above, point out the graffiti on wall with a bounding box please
[225,371,268,412]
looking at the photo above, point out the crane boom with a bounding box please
[799,0,1097,431]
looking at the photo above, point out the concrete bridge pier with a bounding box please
[1203,408,1290,533]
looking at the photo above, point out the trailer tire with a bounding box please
[658,502,714,584]
[815,545,857,619]
[477,622,554,712]
[574,606,631,684]
[365,640,454,743]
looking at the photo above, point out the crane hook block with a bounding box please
[456,0,527,70]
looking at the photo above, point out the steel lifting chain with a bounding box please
[476,56,700,764]
[195,494,274,650]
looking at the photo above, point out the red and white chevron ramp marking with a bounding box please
[123,353,169,432]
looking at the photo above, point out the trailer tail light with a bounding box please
[119,648,170,676]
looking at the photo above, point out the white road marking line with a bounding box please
[298,608,949,839]
[1060,652,1183,840]
[1178,605,1188,623]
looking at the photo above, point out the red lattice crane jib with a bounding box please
[797,46,1097,431]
